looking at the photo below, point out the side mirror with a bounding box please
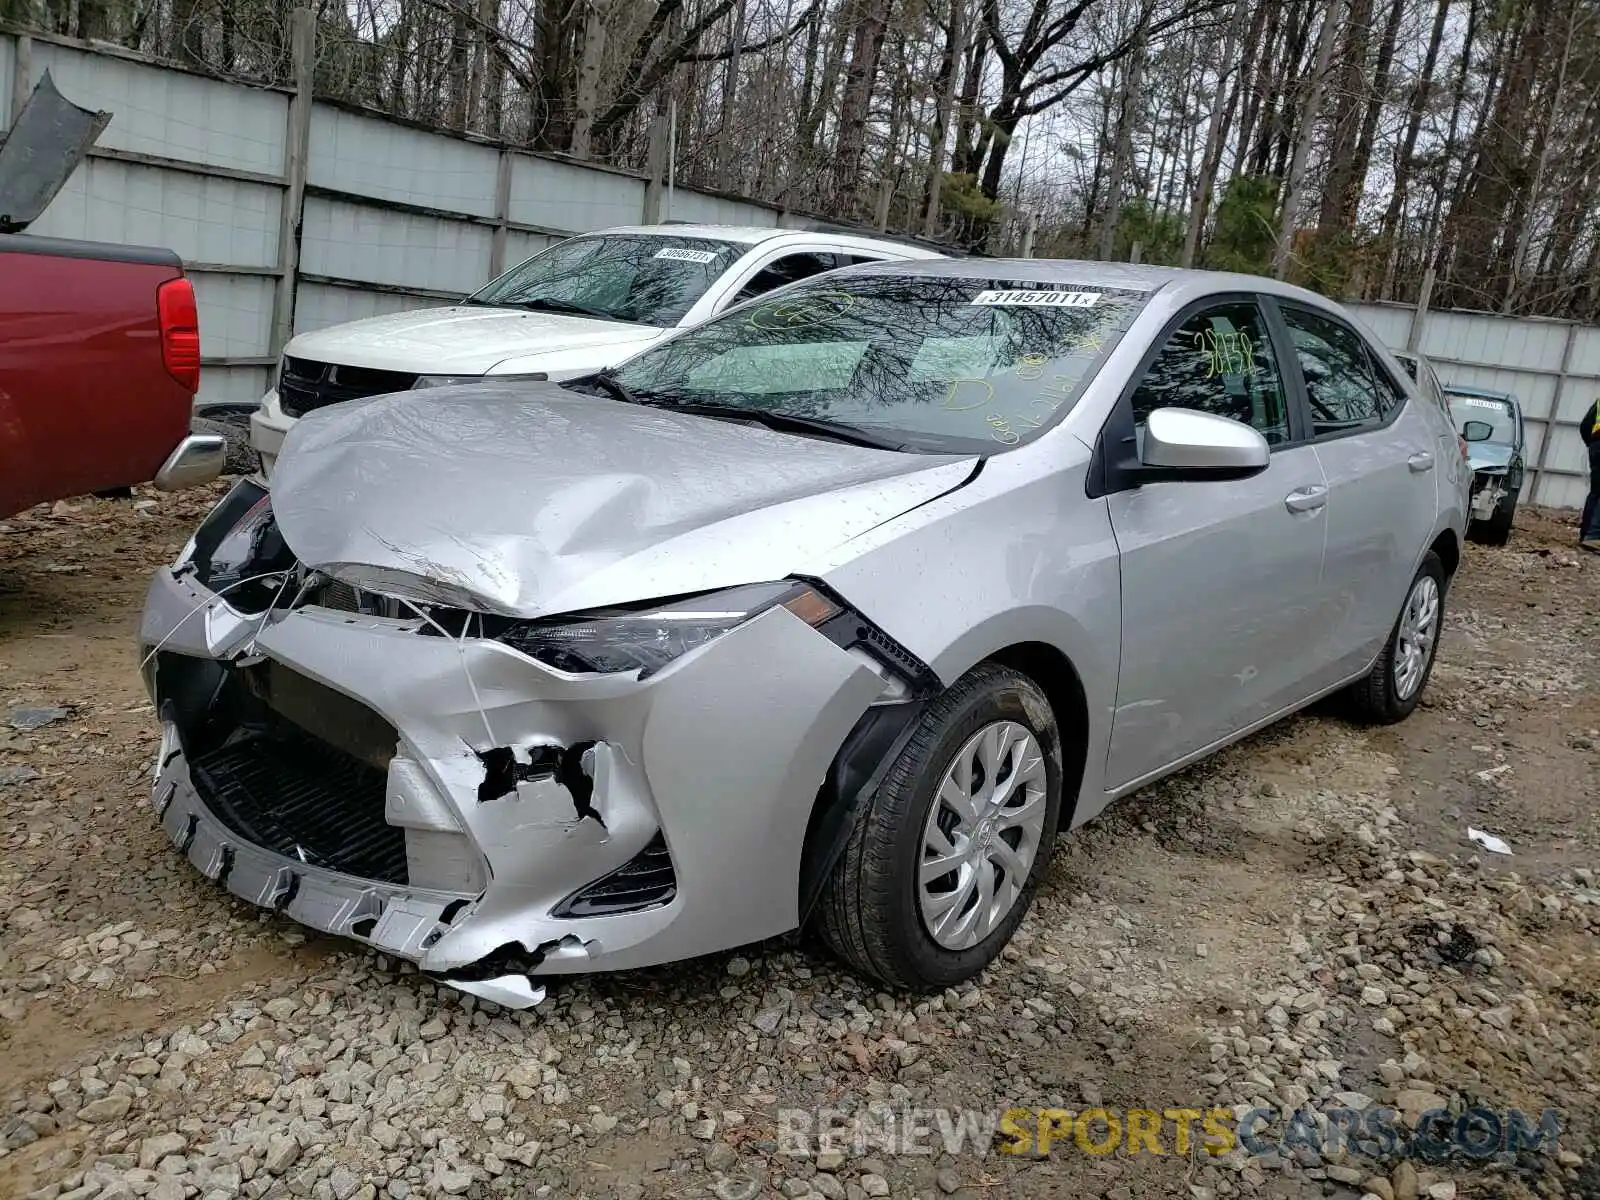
[1461,419,1494,442]
[1137,407,1271,481]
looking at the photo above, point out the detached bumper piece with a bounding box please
[153,434,226,491]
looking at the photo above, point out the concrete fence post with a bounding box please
[1529,322,1580,505]
[490,149,513,278]
[1407,267,1434,352]
[642,115,667,224]
[8,35,32,127]
[269,8,316,366]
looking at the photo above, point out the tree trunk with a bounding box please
[1182,0,1248,267]
[1378,0,1449,298]
[922,0,967,237]
[716,0,748,190]
[829,0,889,216]
[1503,1,1578,311]
[1314,0,1373,237]
[1097,24,1146,261]
[568,2,609,159]
[1273,0,1343,279]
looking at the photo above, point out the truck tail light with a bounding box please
[157,277,200,393]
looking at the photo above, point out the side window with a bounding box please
[1368,349,1407,416]
[840,253,891,267]
[1281,306,1388,434]
[1130,301,1291,445]
[731,252,841,304]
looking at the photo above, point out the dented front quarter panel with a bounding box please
[141,564,884,979]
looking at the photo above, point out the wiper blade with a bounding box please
[587,370,640,405]
[661,402,909,451]
[509,296,623,322]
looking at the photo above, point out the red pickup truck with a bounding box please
[0,71,223,519]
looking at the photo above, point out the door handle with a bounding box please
[1408,451,1434,472]
[1284,485,1328,513]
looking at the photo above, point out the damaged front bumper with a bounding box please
[1468,471,1510,521]
[139,559,888,1007]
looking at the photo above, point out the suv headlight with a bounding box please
[497,581,841,677]
[411,372,549,390]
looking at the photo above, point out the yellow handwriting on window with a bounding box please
[941,378,995,411]
[1190,328,1255,378]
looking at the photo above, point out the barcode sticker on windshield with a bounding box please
[654,247,720,263]
[971,289,1101,307]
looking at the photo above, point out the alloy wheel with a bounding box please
[917,720,1049,951]
[1393,574,1440,700]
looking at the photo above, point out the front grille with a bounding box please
[554,833,677,917]
[279,357,418,418]
[187,708,407,885]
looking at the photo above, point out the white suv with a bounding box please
[250,224,945,475]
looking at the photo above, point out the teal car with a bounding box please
[1444,384,1525,545]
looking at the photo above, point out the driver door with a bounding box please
[1104,297,1330,788]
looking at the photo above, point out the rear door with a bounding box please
[1271,301,1438,688]
[1103,295,1330,788]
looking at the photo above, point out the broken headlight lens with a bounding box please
[498,581,840,676]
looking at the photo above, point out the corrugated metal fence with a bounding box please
[0,18,798,412]
[1350,302,1598,511]
[3,24,1596,511]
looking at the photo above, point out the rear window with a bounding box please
[1446,392,1517,443]
[593,274,1149,453]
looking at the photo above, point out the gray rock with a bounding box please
[0,765,41,786]
[10,707,71,730]
[936,1168,962,1194]
[138,1134,188,1170]
[726,957,752,977]
[860,1175,889,1198]
[328,1167,360,1200]
[263,1135,301,1176]
[77,1094,132,1123]
[705,1142,739,1173]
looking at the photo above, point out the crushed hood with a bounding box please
[0,71,111,234]
[1467,444,1514,474]
[269,384,976,618]
[283,306,666,375]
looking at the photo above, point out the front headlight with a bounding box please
[497,581,842,677]
[411,372,549,390]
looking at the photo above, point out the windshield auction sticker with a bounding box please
[654,247,721,263]
[971,290,1101,307]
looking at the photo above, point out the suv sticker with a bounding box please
[1455,396,1510,409]
[971,290,1101,307]
[654,247,721,263]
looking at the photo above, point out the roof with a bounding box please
[589,224,943,255]
[1442,383,1519,403]
[594,224,789,245]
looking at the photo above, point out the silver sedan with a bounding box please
[138,259,1466,1007]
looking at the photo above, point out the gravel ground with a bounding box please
[1,486,1598,1200]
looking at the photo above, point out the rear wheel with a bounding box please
[1346,551,1446,724]
[816,664,1063,989]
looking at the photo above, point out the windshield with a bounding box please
[468,234,743,328]
[579,273,1147,453]
[1447,392,1517,444]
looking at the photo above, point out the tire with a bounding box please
[1472,497,1516,546]
[1345,551,1446,724]
[816,663,1064,989]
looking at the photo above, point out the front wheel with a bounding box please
[816,664,1063,989]
[1345,551,1446,724]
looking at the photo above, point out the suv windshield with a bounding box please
[582,274,1147,453]
[468,234,743,328]
[1446,392,1517,444]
